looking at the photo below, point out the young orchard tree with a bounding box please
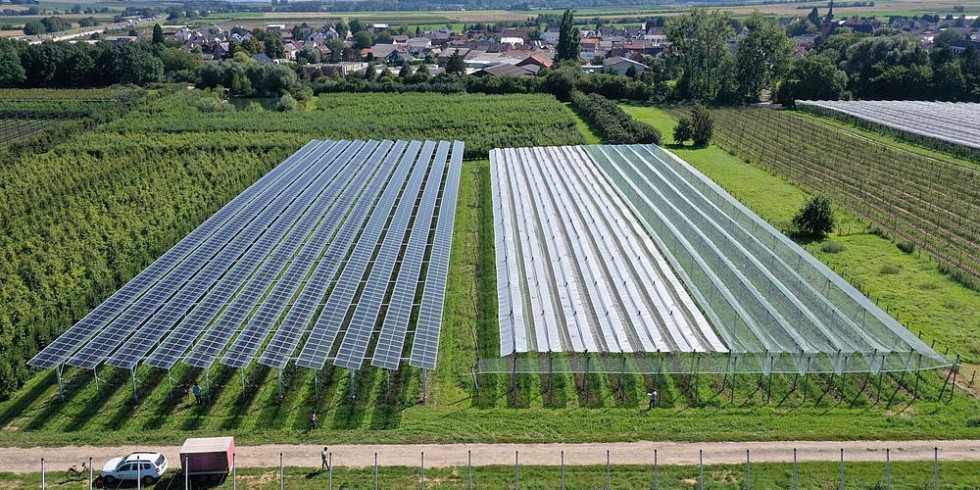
[690,104,713,147]
[793,195,835,238]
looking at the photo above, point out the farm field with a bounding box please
[4,460,980,489]
[707,108,980,300]
[0,88,142,148]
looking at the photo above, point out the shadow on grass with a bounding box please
[332,367,378,430]
[180,365,236,431]
[105,368,167,430]
[1,370,60,429]
[221,364,272,431]
[143,367,197,431]
[55,368,128,433]
[369,366,410,430]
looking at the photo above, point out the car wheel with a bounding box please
[104,475,117,485]
[142,475,157,485]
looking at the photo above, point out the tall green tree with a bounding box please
[665,9,735,102]
[556,9,580,63]
[264,33,286,59]
[0,42,25,87]
[735,12,794,102]
[775,54,848,105]
[152,23,164,44]
[445,49,466,75]
[841,35,931,99]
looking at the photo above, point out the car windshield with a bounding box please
[155,455,165,466]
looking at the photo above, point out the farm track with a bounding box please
[710,109,980,287]
[1,440,979,473]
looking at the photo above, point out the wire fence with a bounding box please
[34,445,962,490]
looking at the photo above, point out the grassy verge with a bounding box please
[3,460,980,489]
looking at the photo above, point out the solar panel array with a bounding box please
[30,140,463,374]
[796,100,980,151]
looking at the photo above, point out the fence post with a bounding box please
[374,453,379,490]
[839,448,844,490]
[233,452,237,490]
[137,455,142,490]
[89,457,93,490]
[934,447,939,490]
[698,450,703,490]
[420,451,425,490]
[185,456,189,490]
[793,448,798,490]
[41,457,44,490]
[886,448,891,490]
[515,450,520,490]
[560,450,565,490]
[328,453,333,490]
[606,450,611,490]
[468,450,473,490]
[653,449,658,490]
[279,452,284,490]
[746,449,751,490]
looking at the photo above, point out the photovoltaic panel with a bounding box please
[409,141,464,370]
[219,140,395,369]
[183,141,385,369]
[107,140,354,370]
[27,140,323,369]
[371,142,449,370]
[257,141,414,369]
[295,142,424,370]
[333,141,440,370]
[65,140,346,371]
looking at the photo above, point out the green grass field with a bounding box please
[4,460,980,489]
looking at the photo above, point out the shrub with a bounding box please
[880,264,900,275]
[243,101,264,112]
[792,195,835,238]
[690,103,714,147]
[820,241,844,254]
[570,91,661,144]
[897,241,915,254]
[275,93,298,112]
[673,116,692,144]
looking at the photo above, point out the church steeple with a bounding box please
[821,0,836,38]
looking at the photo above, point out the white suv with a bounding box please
[102,452,168,485]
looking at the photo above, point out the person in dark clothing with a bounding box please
[192,383,203,405]
[310,410,318,429]
[647,390,658,410]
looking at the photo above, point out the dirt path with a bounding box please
[2,440,978,473]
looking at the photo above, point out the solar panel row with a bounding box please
[78,140,352,371]
[296,142,425,370]
[35,139,462,377]
[256,141,414,369]
[28,140,325,369]
[333,142,441,370]
[107,141,356,370]
[220,140,398,369]
[409,141,464,370]
[183,141,381,369]
[371,142,450,370]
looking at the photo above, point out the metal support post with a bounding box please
[560,450,565,490]
[653,449,658,490]
[420,452,424,490]
[468,450,473,490]
[233,453,237,490]
[131,367,138,403]
[948,355,960,403]
[185,457,189,489]
[886,448,891,490]
[730,356,738,404]
[205,369,211,403]
[698,450,703,490]
[515,450,520,490]
[93,366,100,394]
[279,452,284,490]
[41,457,45,490]
[167,369,173,391]
[746,449,751,490]
[606,450,611,490]
[328,453,333,490]
[422,369,428,403]
[933,447,939,490]
[793,448,798,490]
[584,353,591,396]
[241,370,247,401]
[137,455,141,490]
[912,354,923,400]
[56,364,65,401]
[839,448,844,490]
[88,457,93,490]
[374,453,379,490]
[279,369,285,401]
[694,354,701,404]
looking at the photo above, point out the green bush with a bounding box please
[570,91,661,144]
[275,93,298,112]
[820,241,844,254]
[792,195,835,238]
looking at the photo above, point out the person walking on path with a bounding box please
[646,390,657,410]
[310,410,318,429]
[192,383,203,405]
[321,446,328,471]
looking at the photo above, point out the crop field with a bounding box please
[0,88,142,147]
[708,108,980,298]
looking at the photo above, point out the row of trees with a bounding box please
[570,91,661,144]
